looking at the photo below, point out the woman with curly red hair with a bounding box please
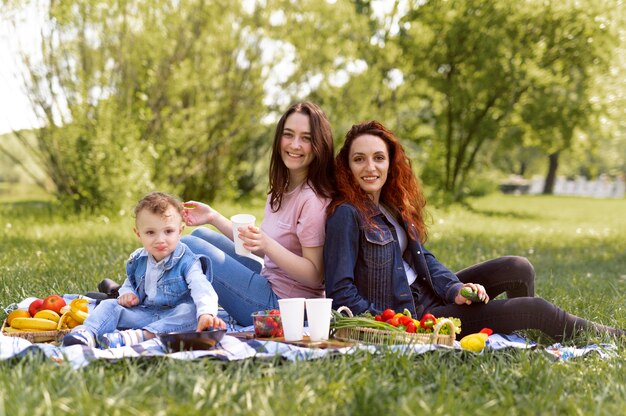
[324,120,623,339]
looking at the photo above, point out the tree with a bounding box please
[2,0,273,212]
[516,0,619,193]
[395,0,535,200]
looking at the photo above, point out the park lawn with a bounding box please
[1,191,625,415]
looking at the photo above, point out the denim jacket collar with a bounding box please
[129,243,186,272]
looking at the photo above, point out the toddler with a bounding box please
[62,192,225,348]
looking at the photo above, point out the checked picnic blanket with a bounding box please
[0,296,619,369]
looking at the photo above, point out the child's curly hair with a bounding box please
[134,192,183,219]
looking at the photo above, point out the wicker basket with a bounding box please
[331,307,457,346]
[1,319,70,344]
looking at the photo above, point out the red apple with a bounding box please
[28,298,44,317]
[41,294,66,315]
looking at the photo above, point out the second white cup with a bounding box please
[305,298,333,342]
[278,298,305,341]
[231,214,256,256]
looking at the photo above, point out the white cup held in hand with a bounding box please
[305,298,333,342]
[278,298,305,341]
[231,214,256,256]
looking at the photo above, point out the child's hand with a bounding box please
[118,293,139,307]
[196,314,226,331]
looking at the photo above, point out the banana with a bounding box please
[60,305,71,315]
[34,309,61,323]
[10,317,59,331]
[70,298,89,312]
[3,326,34,333]
[69,309,89,324]
[57,312,71,330]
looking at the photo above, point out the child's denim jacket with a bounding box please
[123,242,211,307]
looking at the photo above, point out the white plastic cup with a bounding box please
[305,298,333,342]
[231,214,256,256]
[278,298,305,341]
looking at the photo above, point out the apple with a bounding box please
[41,294,67,315]
[28,299,44,317]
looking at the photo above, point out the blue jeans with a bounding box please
[182,228,279,326]
[83,299,197,338]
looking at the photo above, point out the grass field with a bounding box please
[1,190,625,415]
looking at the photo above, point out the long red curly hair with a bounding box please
[328,121,429,243]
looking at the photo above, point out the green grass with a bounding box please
[1,191,625,415]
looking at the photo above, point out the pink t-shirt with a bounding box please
[261,183,329,299]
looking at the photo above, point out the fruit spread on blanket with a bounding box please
[4,297,89,333]
[331,308,461,335]
[251,309,283,338]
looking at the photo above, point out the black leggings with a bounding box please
[428,256,623,340]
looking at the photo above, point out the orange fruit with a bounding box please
[66,316,80,328]
[6,309,31,326]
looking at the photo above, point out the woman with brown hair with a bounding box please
[324,120,623,340]
[182,102,335,326]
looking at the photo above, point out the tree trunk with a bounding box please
[543,151,560,194]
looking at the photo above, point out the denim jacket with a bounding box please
[122,242,211,308]
[324,203,463,317]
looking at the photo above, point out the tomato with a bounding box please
[374,315,383,321]
[381,308,396,321]
[386,317,400,327]
[268,309,280,315]
[419,313,437,330]
[398,316,413,326]
[406,321,417,333]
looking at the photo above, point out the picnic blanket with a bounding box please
[1,296,618,369]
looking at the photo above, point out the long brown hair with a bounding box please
[328,121,429,242]
[268,101,335,211]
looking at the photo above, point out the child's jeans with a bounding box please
[83,298,197,338]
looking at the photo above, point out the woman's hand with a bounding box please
[118,293,139,307]
[182,201,215,226]
[236,224,266,256]
[196,314,227,331]
[455,283,489,305]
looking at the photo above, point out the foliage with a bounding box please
[3,0,274,212]
[0,0,624,211]
[1,193,626,414]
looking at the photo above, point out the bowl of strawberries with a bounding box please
[251,309,283,338]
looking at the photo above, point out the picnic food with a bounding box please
[460,328,493,352]
[34,309,61,323]
[41,294,67,315]
[28,299,44,317]
[460,287,486,303]
[251,309,283,338]
[6,309,31,325]
[333,308,461,336]
[419,313,437,330]
[10,317,59,331]
[58,298,89,328]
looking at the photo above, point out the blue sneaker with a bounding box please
[101,329,145,348]
[61,325,96,348]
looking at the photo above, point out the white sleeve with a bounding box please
[185,259,219,318]
[117,277,137,297]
